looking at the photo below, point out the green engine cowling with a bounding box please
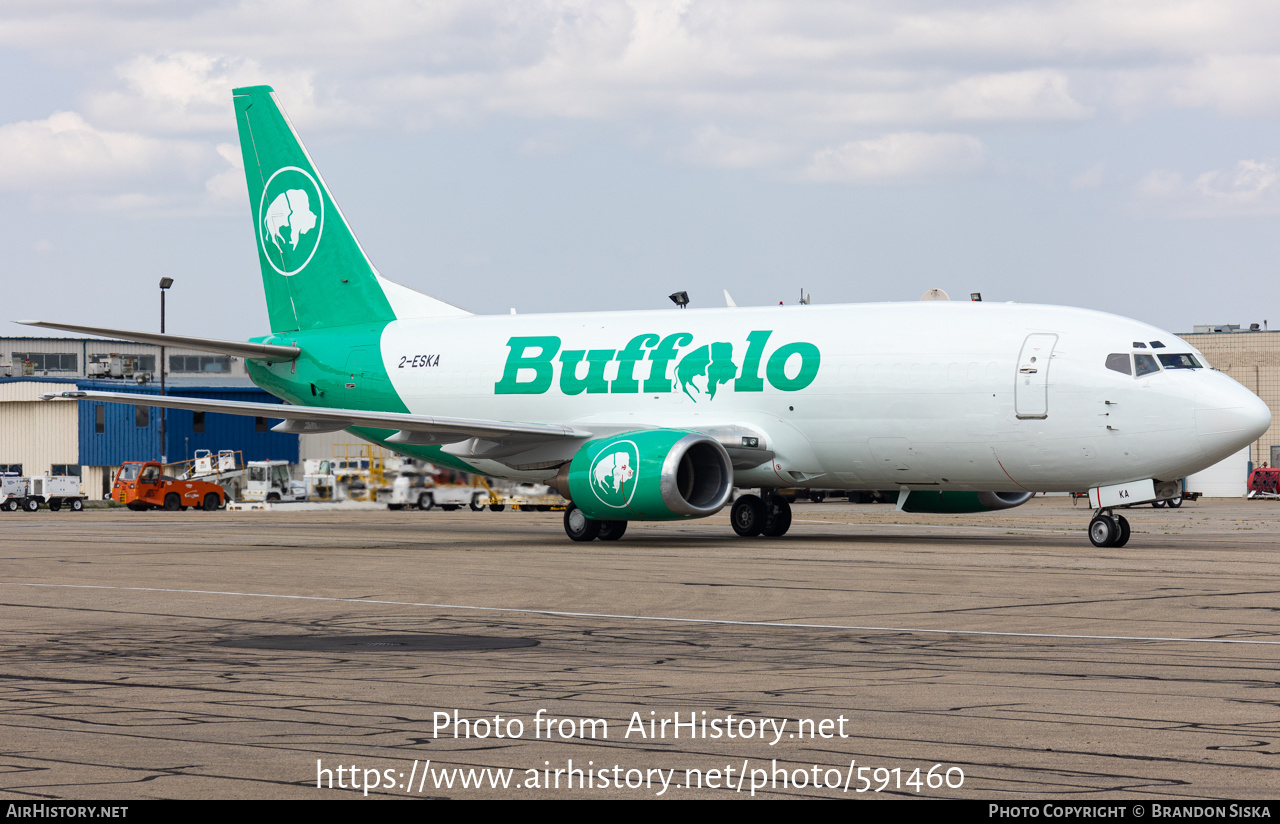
[559,430,734,521]
[899,490,1035,513]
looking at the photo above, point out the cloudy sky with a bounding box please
[3,0,1279,341]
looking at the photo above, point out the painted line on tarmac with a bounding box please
[3,581,1278,646]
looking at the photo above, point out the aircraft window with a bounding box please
[1149,341,1165,349]
[1105,353,1132,375]
[1158,353,1202,369]
[1134,354,1160,376]
[1132,342,1147,349]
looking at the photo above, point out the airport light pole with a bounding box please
[159,277,173,465]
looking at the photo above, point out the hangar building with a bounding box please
[1183,325,1280,467]
[0,336,297,497]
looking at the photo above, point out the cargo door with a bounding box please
[1015,333,1058,419]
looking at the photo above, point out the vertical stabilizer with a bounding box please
[233,85,470,333]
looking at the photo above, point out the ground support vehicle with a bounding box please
[382,463,499,512]
[186,449,243,480]
[243,460,307,503]
[411,483,490,512]
[502,482,569,512]
[1,476,29,511]
[1248,467,1280,499]
[382,472,424,510]
[302,459,339,501]
[112,461,227,511]
[26,476,88,511]
[331,444,393,502]
[0,475,88,512]
[384,473,489,511]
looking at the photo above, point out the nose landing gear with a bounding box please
[1088,509,1131,547]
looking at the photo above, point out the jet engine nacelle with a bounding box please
[558,430,734,521]
[899,490,1035,514]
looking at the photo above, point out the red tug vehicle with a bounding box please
[112,461,227,511]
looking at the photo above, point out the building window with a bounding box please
[11,352,77,373]
[169,355,232,373]
[51,465,80,477]
[0,464,22,475]
[95,405,105,434]
[123,354,157,372]
[193,411,205,433]
[135,405,149,427]
[255,416,268,432]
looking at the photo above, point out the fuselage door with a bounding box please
[1015,333,1058,419]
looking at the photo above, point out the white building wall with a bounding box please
[0,381,80,478]
[82,466,111,500]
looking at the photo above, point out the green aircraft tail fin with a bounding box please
[232,85,470,333]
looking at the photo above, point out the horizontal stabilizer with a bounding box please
[17,321,300,362]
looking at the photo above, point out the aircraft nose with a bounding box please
[1195,379,1271,458]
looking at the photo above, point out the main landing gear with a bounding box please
[1088,509,1130,547]
[562,493,795,542]
[730,492,792,538]
[563,505,628,542]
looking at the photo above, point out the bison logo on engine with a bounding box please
[589,441,639,509]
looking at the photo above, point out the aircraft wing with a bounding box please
[39,390,593,444]
[18,321,300,362]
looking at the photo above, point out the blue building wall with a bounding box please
[75,382,298,466]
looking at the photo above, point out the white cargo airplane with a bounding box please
[28,86,1271,546]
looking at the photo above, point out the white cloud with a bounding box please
[83,53,335,134]
[2,2,1279,203]
[940,70,1091,121]
[3,1,1280,129]
[0,111,208,191]
[676,125,786,169]
[204,142,246,201]
[803,132,985,183]
[1167,55,1280,116]
[1112,55,1280,117]
[0,109,244,214]
[1134,159,1280,217]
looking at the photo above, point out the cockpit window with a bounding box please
[1134,353,1160,376]
[1132,342,1147,348]
[1158,353,1202,369]
[1105,353,1132,375]
[1149,341,1165,349]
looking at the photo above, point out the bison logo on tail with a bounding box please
[257,166,325,276]
[263,189,317,253]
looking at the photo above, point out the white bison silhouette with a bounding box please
[593,450,634,494]
[263,188,317,253]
